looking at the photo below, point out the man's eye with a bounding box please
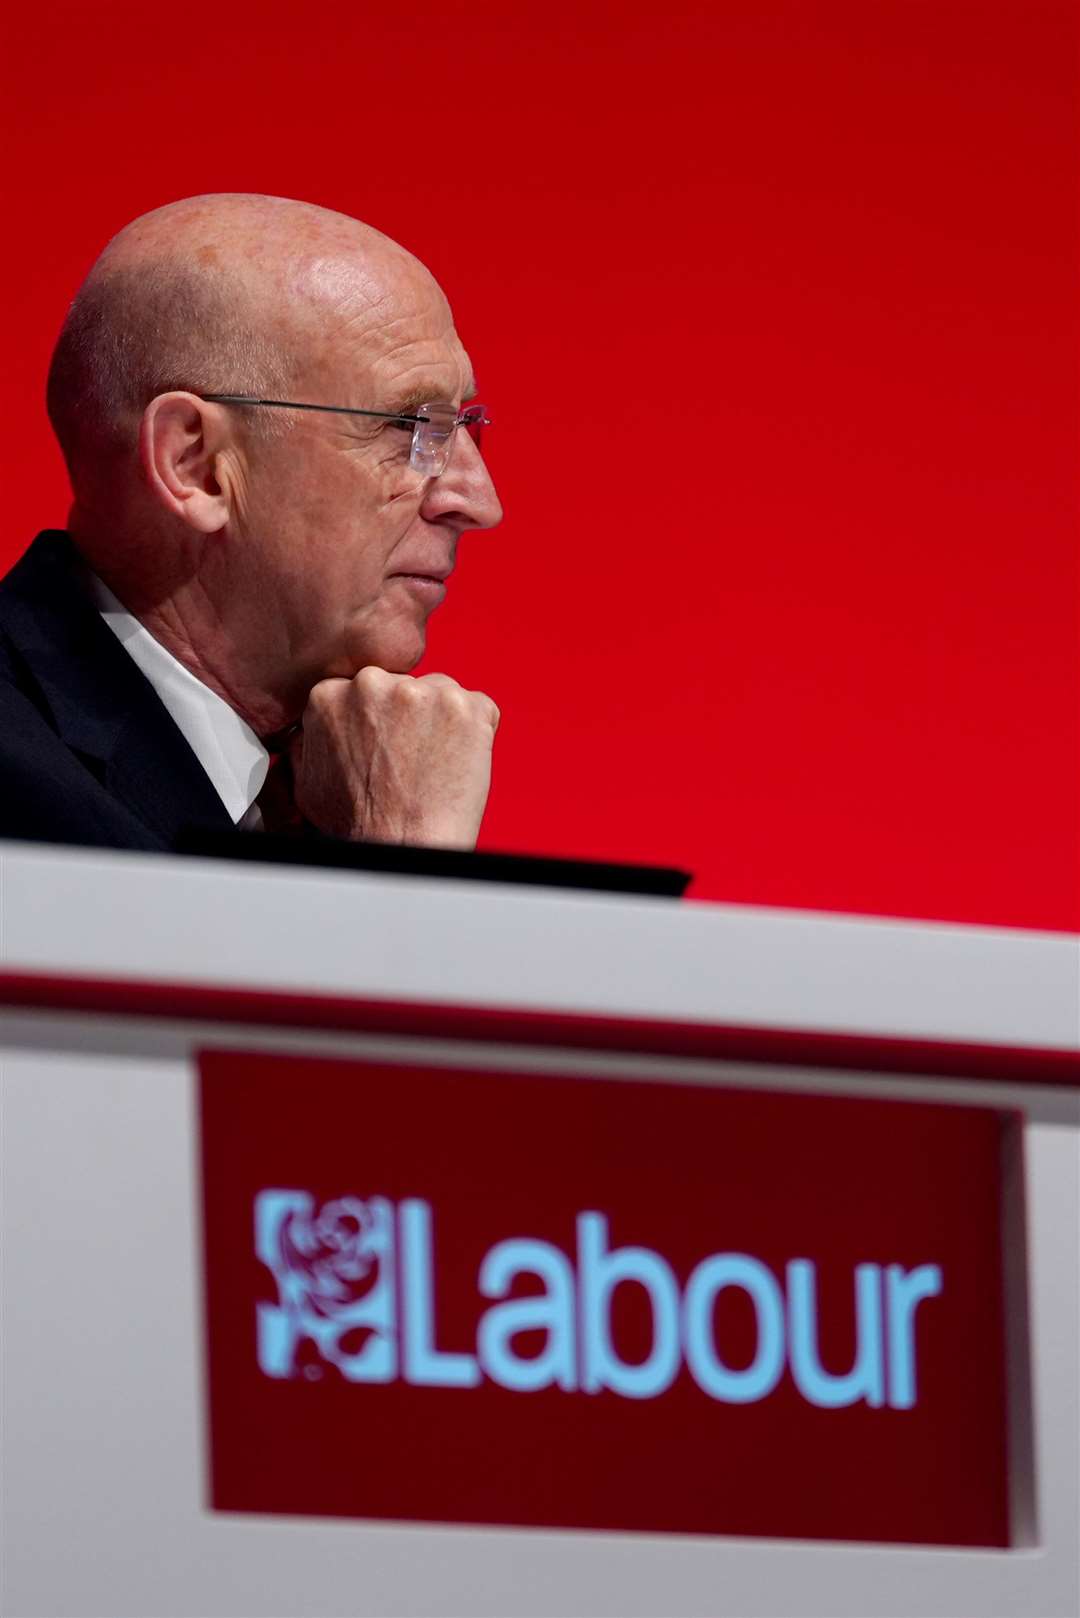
[377,418,414,453]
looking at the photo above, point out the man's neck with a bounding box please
[70,517,304,737]
[137,593,299,737]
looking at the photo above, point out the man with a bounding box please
[0,193,503,851]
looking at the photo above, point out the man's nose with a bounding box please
[418,427,503,532]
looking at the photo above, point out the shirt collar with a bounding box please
[87,573,270,824]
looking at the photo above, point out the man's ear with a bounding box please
[139,393,234,533]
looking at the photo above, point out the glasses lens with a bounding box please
[411,405,456,476]
[409,403,491,476]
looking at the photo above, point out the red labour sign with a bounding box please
[198,1050,1015,1545]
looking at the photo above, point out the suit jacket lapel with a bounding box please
[0,532,234,846]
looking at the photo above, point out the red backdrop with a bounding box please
[4,0,1077,931]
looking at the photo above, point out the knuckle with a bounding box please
[354,665,390,692]
[418,672,459,694]
[308,678,342,716]
[469,690,500,729]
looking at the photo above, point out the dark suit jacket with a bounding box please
[0,531,235,850]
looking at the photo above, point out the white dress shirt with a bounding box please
[88,573,270,828]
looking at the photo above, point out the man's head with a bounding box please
[46,194,502,731]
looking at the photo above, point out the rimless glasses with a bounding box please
[200,395,491,478]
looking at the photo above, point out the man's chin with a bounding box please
[338,630,427,678]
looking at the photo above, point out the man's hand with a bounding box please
[288,668,500,848]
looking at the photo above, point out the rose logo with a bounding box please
[255,1190,397,1382]
[278,1197,383,1318]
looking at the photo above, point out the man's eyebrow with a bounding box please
[382,388,438,418]
[384,379,479,417]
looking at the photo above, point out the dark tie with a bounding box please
[255,751,304,836]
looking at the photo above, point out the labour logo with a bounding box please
[255,1190,397,1381]
[255,1190,943,1409]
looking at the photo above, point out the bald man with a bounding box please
[0,193,503,852]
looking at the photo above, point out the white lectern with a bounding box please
[1,841,1077,1618]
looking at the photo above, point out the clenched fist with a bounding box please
[288,667,500,848]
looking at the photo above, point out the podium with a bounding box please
[1,840,1077,1617]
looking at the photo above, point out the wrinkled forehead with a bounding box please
[291,254,474,409]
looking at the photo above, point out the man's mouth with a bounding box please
[391,572,449,600]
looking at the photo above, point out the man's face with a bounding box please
[225,261,502,698]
